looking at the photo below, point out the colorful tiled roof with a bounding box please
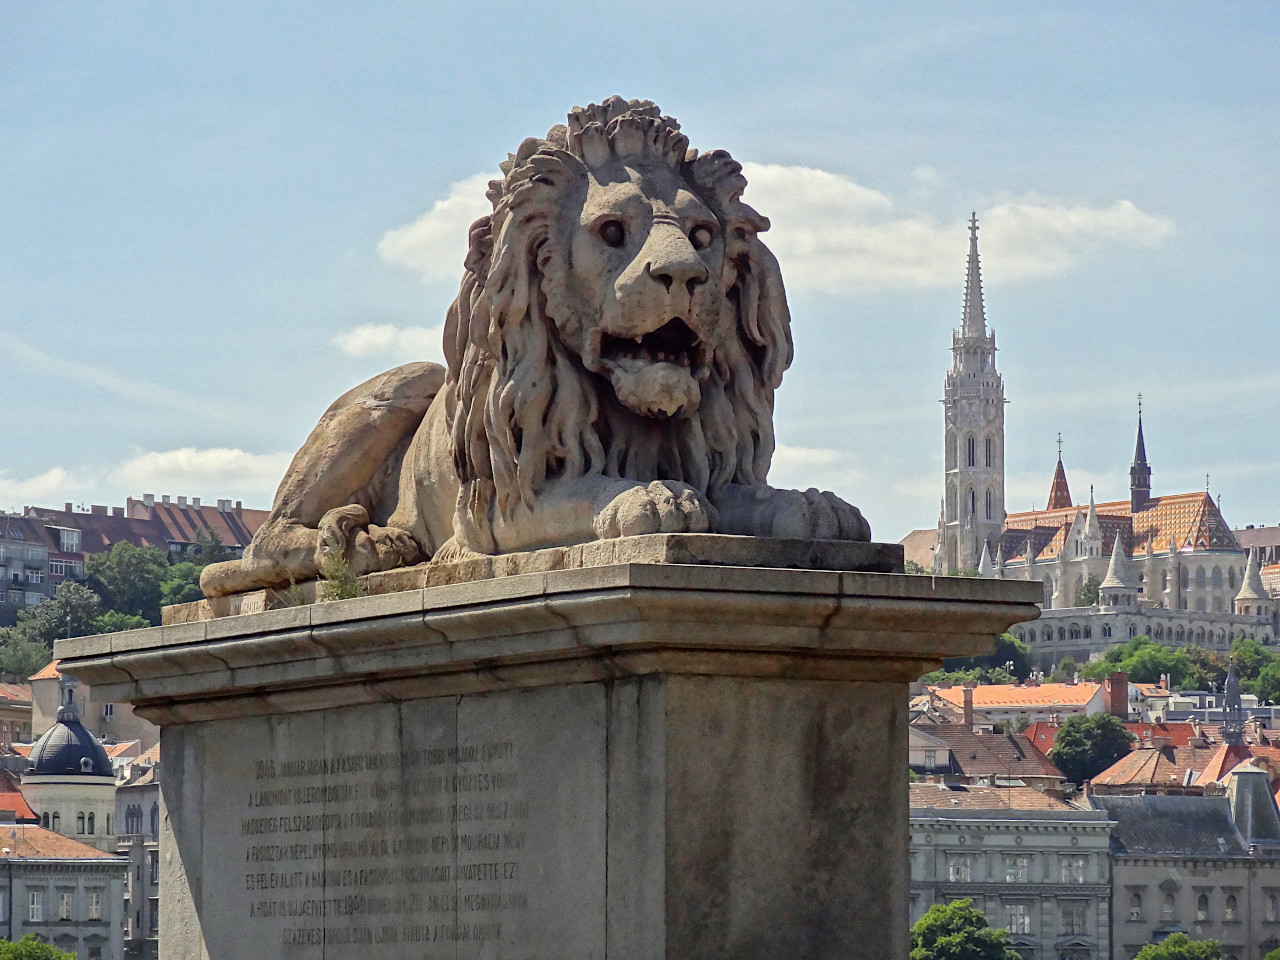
[933,681,1101,710]
[1046,459,1072,510]
[910,783,1075,811]
[0,826,122,860]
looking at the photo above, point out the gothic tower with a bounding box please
[939,214,1006,573]
[1130,400,1152,512]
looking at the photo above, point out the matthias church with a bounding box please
[903,217,1277,669]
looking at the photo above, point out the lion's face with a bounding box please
[557,159,730,420]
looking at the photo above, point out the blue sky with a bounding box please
[3,2,1277,542]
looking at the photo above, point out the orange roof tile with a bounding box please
[0,826,122,860]
[1092,743,1219,788]
[910,783,1075,811]
[1025,721,1196,756]
[933,682,1101,709]
[136,742,160,765]
[28,661,60,682]
[104,741,140,759]
[10,745,31,759]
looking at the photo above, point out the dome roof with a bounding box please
[27,707,113,778]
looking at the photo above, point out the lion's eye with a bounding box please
[689,225,714,251]
[598,220,626,248]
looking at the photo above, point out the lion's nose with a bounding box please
[645,226,709,296]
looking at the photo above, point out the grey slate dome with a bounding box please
[26,703,113,778]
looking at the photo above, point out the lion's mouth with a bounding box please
[599,317,701,372]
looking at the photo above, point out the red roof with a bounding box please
[27,661,60,682]
[933,681,1101,710]
[0,825,121,859]
[1046,459,1072,510]
[1091,743,1218,788]
[1025,720,1196,755]
[0,769,35,822]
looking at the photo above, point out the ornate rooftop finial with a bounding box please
[961,212,987,339]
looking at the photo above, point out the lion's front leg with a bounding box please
[453,477,715,555]
[712,484,871,542]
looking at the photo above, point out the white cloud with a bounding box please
[769,444,863,496]
[330,324,446,365]
[0,467,88,509]
[109,448,292,503]
[378,173,493,283]
[740,162,1174,293]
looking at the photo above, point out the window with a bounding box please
[87,950,101,960]
[967,436,976,467]
[1196,893,1209,922]
[51,812,60,833]
[1267,892,1278,923]
[58,529,81,555]
[24,569,42,584]
[1129,892,1143,921]
[76,812,85,835]
[947,854,972,882]
[87,812,94,834]
[1005,902,1031,934]
[150,802,160,837]
[1212,566,1223,588]
[149,849,160,885]
[968,489,976,516]
[924,750,937,768]
[1060,900,1088,935]
[1196,567,1206,589]
[148,897,159,934]
[1225,894,1238,922]
[103,703,114,718]
[88,891,102,921]
[28,890,42,923]
[1060,855,1086,883]
[58,891,72,921]
[985,489,992,520]
[1163,893,1176,921]
[24,592,42,606]
[41,813,48,829]
[985,437,993,468]
[1004,856,1029,883]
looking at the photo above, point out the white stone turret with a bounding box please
[1235,548,1272,619]
[1099,531,1137,609]
[1080,488,1103,558]
[978,541,995,578]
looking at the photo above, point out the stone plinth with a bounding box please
[56,539,1040,960]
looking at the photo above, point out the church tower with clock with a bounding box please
[937,214,1006,573]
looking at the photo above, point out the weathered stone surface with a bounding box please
[164,534,905,625]
[199,98,875,602]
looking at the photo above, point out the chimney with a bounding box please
[111,507,123,518]
[192,497,201,509]
[217,499,231,512]
[63,502,72,513]
[177,496,187,508]
[1107,671,1130,717]
[90,505,106,516]
[962,682,976,731]
[143,493,155,508]
[162,495,170,505]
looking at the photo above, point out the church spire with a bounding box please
[961,212,987,338]
[1130,394,1151,513]
[1046,435,1072,510]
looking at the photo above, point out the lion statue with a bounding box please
[202,98,870,598]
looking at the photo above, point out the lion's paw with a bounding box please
[593,480,714,540]
[768,487,871,541]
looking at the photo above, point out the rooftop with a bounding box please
[0,825,122,860]
[910,783,1076,811]
[932,681,1101,709]
[1089,793,1246,857]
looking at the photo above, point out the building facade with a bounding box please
[0,515,55,628]
[910,784,1114,959]
[936,214,1007,574]
[115,753,159,960]
[30,661,159,755]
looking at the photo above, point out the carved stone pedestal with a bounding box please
[56,537,1039,960]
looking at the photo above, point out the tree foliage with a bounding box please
[0,936,78,959]
[910,899,1021,960]
[1048,712,1134,785]
[1230,637,1269,681]
[85,541,170,625]
[941,634,1032,682]
[1183,645,1227,691]
[1252,659,1280,705]
[1081,636,1193,687]
[1133,933,1221,960]
[905,560,930,575]
[1074,573,1101,607]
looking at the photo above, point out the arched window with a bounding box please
[1212,566,1222,588]
[985,437,993,468]
[968,489,976,516]
[1197,628,1206,642]
[1196,567,1206,589]
[51,812,60,833]
[985,489,992,520]
[87,812,94,835]
[76,813,85,835]
[1129,624,1137,638]
[1196,894,1208,922]
[41,813,48,829]
[1267,892,1278,923]
[1163,894,1176,921]
[1229,567,1237,590]
[1225,894,1237,922]
[1069,624,1081,640]
[150,802,160,838]
[1028,629,1037,642]
[966,436,976,467]
[1129,893,1143,921]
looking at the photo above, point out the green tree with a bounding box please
[161,561,206,607]
[1263,946,1280,960]
[1051,656,1078,683]
[0,635,56,679]
[1081,636,1193,687]
[1184,645,1227,691]
[185,529,230,567]
[92,610,150,633]
[85,541,169,625]
[1133,932,1220,960]
[910,898,1021,960]
[1253,660,1280,705]
[0,935,77,959]
[1074,573,1101,607]
[1230,637,1272,682]
[949,568,980,578]
[8,581,103,646]
[905,560,930,575]
[942,634,1032,682]
[1048,712,1134,785]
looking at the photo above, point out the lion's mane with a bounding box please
[443,97,793,520]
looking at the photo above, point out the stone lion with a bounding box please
[202,98,870,598]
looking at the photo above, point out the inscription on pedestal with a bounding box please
[196,687,607,959]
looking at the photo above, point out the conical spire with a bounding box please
[1047,444,1072,510]
[1130,396,1151,512]
[978,541,995,578]
[1235,548,1268,604]
[1100,531,1135,589]
[1083,487,1101,540]
[961,212,987,338]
